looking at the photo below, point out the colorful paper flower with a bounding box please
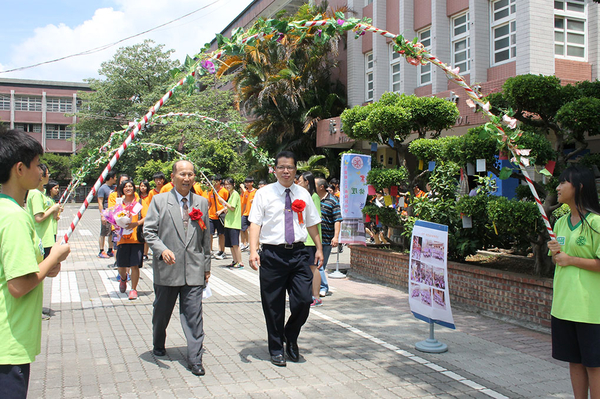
[200,60,216,74]
[189,208,206,230]
[291,199,306,224]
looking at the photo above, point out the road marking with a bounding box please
[228,268,260,287]
[78,229,92,236]
[208,276,246,296]
[311,310,509,399]
[51,271,81,303]
[141,268,154,282]
[97,270,128,300]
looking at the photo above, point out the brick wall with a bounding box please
[350,246,553,328]
[555,59,592,84]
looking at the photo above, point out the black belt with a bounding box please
[263,242,305,250]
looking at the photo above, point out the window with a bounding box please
[365,52,374,102]
[0,95,9,111]
[491,0,516,65]
[14,96,42,112]
[452,13,470,74]
[418,28,431,86]
[14,123,42,133]
[46,124,72,140]
[47,97,73,113]
[555,0,586,59]
[390,44,401,93]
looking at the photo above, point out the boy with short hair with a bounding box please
[0,130,71,398]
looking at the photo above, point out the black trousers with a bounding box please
[259,245,313,356]
[152,284,204,365]
[0,364,30,399]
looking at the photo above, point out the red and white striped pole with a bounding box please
[62,72,195,243]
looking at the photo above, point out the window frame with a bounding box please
[554,0,587,60]
[451,12,470,74]
[365,52,374,102]
[389,44,402,93]
[0,94,10,111]
[490,0,517,66]
[14,123,42,133]
[14,96,42,112]
[47,97,73,113]
[46,124,72,140]
[417,28,432,86]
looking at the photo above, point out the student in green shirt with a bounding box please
[0,130,71,399]
[220,178,243,268]
[26,165,62,258]
[298,172,322,307]
[548,165,600,399]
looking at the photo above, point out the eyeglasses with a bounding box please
[276,166,296,171]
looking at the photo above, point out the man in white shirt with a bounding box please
[248,151,323,367]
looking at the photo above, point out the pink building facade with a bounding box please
[208,0,600,156]
[0,78,91,154]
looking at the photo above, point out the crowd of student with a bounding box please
[3,127,600,397]
[94,168,343,307]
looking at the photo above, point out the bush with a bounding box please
[366,167,409,191]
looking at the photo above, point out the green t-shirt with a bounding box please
[26,189,57,248]
[0,194,45,364]
[306,192,322,247]
[551,212,600,323]
[224,190,242,230]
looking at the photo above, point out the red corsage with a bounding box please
[291,199,306,225]
[189,208,206,230]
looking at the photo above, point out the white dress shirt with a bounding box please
[248,182,321,245]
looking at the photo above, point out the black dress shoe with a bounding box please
[270,354,286,367]
[285,339,300,362]
[152,348,166,357]
[189,364,205,376]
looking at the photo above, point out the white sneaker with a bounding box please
[214,251,225,260]
[241,244,249,252]
[319,290,327,298]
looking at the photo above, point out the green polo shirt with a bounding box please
[551,212,600,323]
[0,194,45,365]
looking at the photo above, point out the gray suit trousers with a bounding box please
[152,284,204,365]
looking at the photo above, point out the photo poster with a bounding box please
[408,220,455,329]
[339,154,371,245]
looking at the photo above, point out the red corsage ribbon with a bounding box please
[189,208,206,230]
[291,199,306,225]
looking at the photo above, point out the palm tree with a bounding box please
[297,155,330,178]
[216,2,347,159]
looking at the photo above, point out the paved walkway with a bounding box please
[30,203,572,398]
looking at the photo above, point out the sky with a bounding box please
[0,0,255,82]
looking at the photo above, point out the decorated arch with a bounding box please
[62,12,554,243]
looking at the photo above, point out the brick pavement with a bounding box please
[29,203,572,398]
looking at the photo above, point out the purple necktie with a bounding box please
[285,188,295,244]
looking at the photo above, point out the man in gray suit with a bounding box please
[143,160,211,376]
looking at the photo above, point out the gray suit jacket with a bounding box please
[143,189,211,286]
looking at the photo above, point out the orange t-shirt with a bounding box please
[193,183,209,199]
[208,187,229,220]
[159,182,174,194]
[108,191,139,208]
[241,188,257,217]
[117,199,145,245]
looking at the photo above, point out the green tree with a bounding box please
[76,40,180,149]
[40,153,72,184]
[72,41,254,184]
[341,92,459,185]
